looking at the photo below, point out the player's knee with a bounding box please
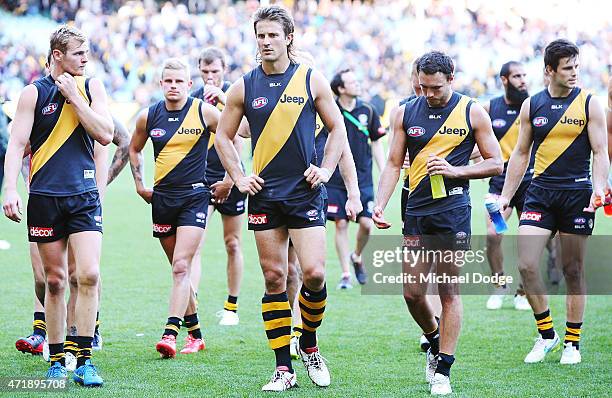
[518,260,538,279]
[486,231,502,245]
[439,291,461,306]
[46,273,67,295]
[359,217,373,233]
[336,219,349,232]
[403,289,426,305]
[77,269,100,288]
[224,236,241,257]
[302,267,325,289]
[562,262,584,281]
[171,258,190,280]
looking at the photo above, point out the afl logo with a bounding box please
[407,126,425,137]
[492,119,506,128]
[42,103,58,115]
[252,97,268,109]
[150,128,166,138]
[533,117,548,127]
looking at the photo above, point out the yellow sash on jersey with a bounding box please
[408,96,471,192]
[252,65,309,175]
[30,76,90,179]
[534,92,587,177]
[498,116,520,162]
[154,99,205,185]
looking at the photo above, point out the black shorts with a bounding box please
[519,185,594,235]
[326,185,374,221]
[248,190,326,231]
[152,191,210,237]
[403,205,471,250]
[489,179,530,212]
[210,185,246,216]
[27,191,102,243]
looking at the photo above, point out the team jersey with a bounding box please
[327,98,384,190]
[314,114,327,167]
[29,75,97,196]
[243,62,318,200]
[529,87,592,189]
[399,95,417,183]
[403,92,475,216]
[488,95,533,188]
[146,96,210,197]
[191,81,231,183]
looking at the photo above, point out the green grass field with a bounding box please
[1,157,611,397]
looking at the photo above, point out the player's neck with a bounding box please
[338,95,356,111]
[547,83,572,98]
[261,56,291,75]
[50,67,67,80]
[165,97,188,111]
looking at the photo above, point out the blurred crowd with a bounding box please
[1,0,611,113]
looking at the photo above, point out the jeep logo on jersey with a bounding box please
[492,119,506,128]
[252,97,268,109]
[42,103,58,115]
[279,94,305,105]
[560,116,585,127]
[248,213,268,225]
[29,227,54,237]
[440,126,468,136]
[150,128,166,138]
[533,117,548,127]
[407,126,425,137]
[178,127,204,135]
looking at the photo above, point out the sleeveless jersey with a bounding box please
[146,96,210,196]
[529,87,591,189]
[400,95,417,183]
[30,75,96,196]
[403,92,475,215]
[243,63,318,200]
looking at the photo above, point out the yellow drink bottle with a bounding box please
[430,174,447,199]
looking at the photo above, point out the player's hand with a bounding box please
[203,84,227,106]
[372,205,391,229]
[137,187,153,204]
[497,195,510,212]
[584,188,607,213]
[236,174,264,195]
[304,164,331,189]
[426,154,459,178]
[2,189,23,222]
[345,193,362,222]
[55,73,80,103]
[211,179,233,204]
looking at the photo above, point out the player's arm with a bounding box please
[373,105,408,229]
[55,75,113,145]
[310,70,346,187]
[128,109,152,203]
[585,96,610,209]
[468,101,489,161]
[106,116,130,185]
[607,77,612,162]
[94,142,109,202]
[2,85,37,222]
[500,99,533,209]
[201,102,232,202]
[215,79,263,195]
[427,102,502,180]
[338,140,362,221]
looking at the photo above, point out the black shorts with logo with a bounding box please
[519,185,594,235]
[489,178,531,213]
[152,191,210,238]
[402,205,472,250]
[326,185,374,221]
[210,185,247,216]
[27,191,102,243]
[248,189,326,231]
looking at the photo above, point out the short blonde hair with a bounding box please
[161,57,190,79]
[50,25,87,54]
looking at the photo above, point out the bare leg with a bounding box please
[37,240,69,346]
[222,213,244,297]
[517,225,552,313]
[334,219,351,277]
[558,233,588,323]
[190,205,215,293]
[354,216,373,257]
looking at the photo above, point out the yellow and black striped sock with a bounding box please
[224,295,238,313]
[33,312,46,338]
[262,292,293,371]
[95,312,100,334]
[292,324,303,338]
[64,336,78,357]
[49,343,65,367]
[75,336,93,368]
[534,309,555,339]
[299,284,327,350]
[565,321,582,349]
[184,313,202,339]
[163,316,181,337]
